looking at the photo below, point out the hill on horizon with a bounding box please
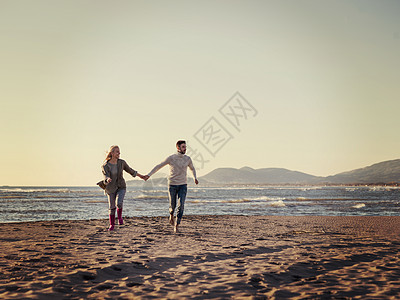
[126,159,400,186]
[198,166,322,184]
[198,159,400,185]
[324,159,400,184]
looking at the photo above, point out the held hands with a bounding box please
[137,174,150,181]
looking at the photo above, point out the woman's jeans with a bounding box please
[107,188,126,215]
[168,184,187,225]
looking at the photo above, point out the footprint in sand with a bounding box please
[78,271,97,281]
[96,283,115,290]
[138,245,150,249]
[126,281,143,287]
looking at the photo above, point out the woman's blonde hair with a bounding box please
[105,145,119,162]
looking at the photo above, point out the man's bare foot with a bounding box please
[174,224,179,233]
[169,214,174,226]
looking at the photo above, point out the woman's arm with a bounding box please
[123,160,138,177]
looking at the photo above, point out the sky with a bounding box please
[1,0,400,186]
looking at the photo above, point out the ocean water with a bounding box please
[0,185,399,223]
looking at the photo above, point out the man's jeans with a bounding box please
[107,188,126,215]
[168,184,187,224]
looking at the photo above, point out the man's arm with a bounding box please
[188,158,199,185]
[145,156,170,180]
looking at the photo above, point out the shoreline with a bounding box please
[2,213,400,223]
[1,215,399,299]
[3,213,400,225]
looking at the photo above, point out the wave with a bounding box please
[139,187,167,193]
[352,203,366,209]
[188,199,217,203]
[8,209,78,214]
[300,187,321,191]
[189,196,286,204]
[368,186,400,191]
[0,198,71,203]
[135,194,168,200]
[242,196,286,201]
[0,188,70,193]
[267,200,286,207]
[196,186,275,191]
[84,200,107,204]
[221,199,251,203]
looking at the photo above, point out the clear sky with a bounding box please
[1,0,399,186]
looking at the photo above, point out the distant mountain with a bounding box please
[126,159,400,186]
[325,159,400,184]
[199,159,400,185]
[199,166,322,185]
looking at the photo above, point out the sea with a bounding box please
[1,185,399,223]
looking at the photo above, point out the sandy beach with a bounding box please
[0,215,399,299]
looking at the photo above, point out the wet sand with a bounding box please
[1,215,399,299]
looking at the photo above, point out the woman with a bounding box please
[101,145,145,231]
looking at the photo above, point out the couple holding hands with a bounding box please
[100,140,198,233]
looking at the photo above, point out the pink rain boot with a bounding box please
[108,214,115,231]
[117,208,123,225]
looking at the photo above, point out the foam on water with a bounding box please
[221,199,251,203]
[242,196,286,202]
[353,203,366,209]
[368,186,399,191]
[135,194,168,200]
[0,188,70,193]
[268,200,286,207]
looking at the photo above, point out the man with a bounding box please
[144,140,198,233]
